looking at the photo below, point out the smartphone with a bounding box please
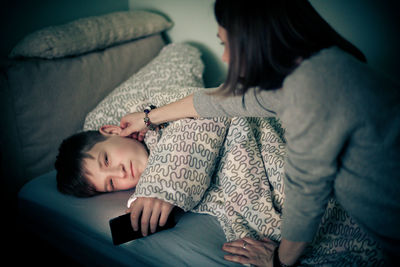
[109,212,176,245]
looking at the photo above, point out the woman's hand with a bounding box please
[126,197,174,236]
[222,237,278,267]
[120,95,198,139]
[120,112,148,140]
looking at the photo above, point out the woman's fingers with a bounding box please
[120,112,147,137]
[224,238,253,249]
[137,129,148,141]
[224,254,251,265]
[243,237,261,245]
[120,124,136,137]
[260,237,279,251]
[223,241,252,266]
[223,237,278,267]
[129,132,139,140]
[223,242,249,256]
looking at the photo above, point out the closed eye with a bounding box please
[104,152,110,167]
[109,179,114,192]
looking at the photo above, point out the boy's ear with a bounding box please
[99,125,122,136]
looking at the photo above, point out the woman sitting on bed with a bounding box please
[118,0,400,266]
[55,122,175,238]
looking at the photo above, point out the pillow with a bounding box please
[83,43,204,131]
[9,10,173,59]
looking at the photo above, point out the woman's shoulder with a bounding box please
[284,47,359,89]
[282,46,374,103]
[281,46,399,126]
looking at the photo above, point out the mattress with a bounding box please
[18,170,242,266]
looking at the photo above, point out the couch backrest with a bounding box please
[0,34,165,199]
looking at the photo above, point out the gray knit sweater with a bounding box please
[193,47,400,247]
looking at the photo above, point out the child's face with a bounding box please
[83,135,149,193]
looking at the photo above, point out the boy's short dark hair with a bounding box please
[55,130,107,197]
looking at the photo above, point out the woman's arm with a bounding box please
[120,94,197,137]
[150,94,198,124]
[120,86,280,137]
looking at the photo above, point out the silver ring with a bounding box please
[242,241,247,249]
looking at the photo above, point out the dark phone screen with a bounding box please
[109,213,176,245]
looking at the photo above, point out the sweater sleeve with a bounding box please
[279,54,355,242]
[193,86,279,117]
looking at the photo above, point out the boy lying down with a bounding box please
[55,113,284,254]
[55,124,175,237]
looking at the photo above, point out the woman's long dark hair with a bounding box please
[214,0,366,94]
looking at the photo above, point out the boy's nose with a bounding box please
[109,164,127,178]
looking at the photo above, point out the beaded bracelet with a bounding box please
[143,105,168,131]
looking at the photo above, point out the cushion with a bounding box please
[9,10,173,59]
[83,43,204,130]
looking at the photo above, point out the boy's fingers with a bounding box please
[120,127,132,137]
[129,198,174,236]
[159,204,173,227]
[150,207,161,234]
[140,206,152,237]
[130,212,140,231]
[130,201,143,231]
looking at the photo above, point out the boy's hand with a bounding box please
[120,112,148,139]
[127,197,174,236]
